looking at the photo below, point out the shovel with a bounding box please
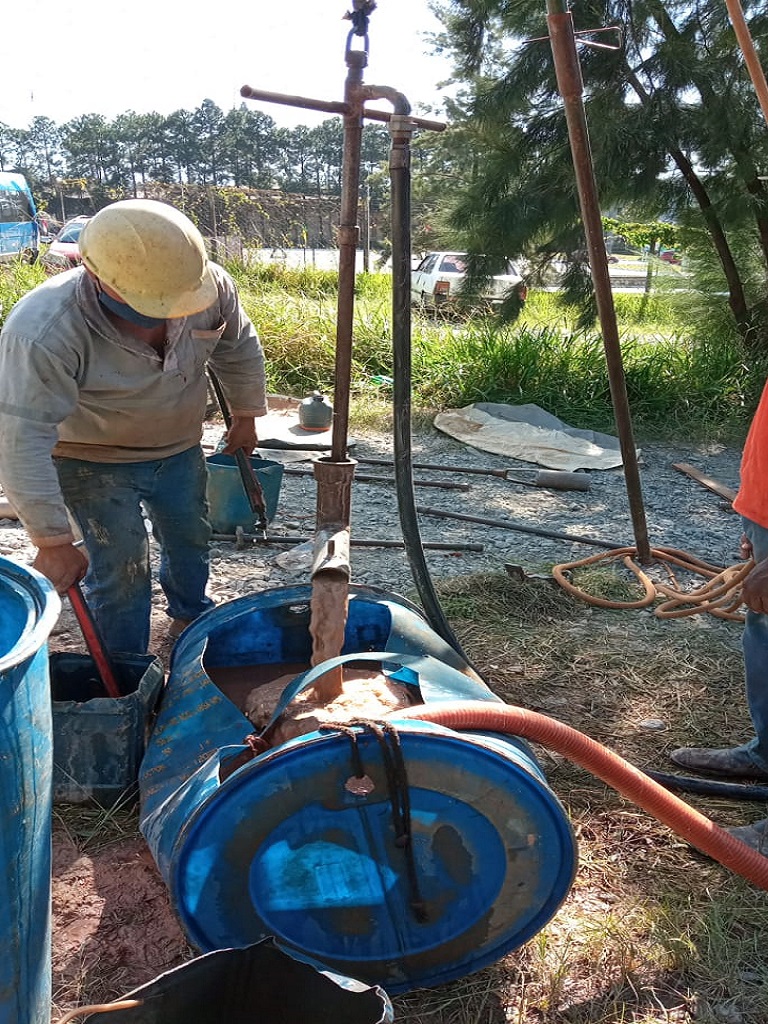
[356,457,591,491]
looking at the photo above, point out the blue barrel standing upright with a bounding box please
[0,556,61,1024]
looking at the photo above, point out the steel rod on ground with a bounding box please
[211,532,484,551]
[417,505,624,550]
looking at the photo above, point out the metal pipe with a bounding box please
[239,84,446,131]
[417,504,626,550]
[311,456,356,580]
[723,0,768,128]
[210,532,485,551]
[331,51,366,464]
[283,466,471,490]
[546,5,652,564]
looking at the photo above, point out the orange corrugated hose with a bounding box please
[394,701,768,890]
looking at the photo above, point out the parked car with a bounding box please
[659,249,681,265]
[0,172,40,263]
[42,216,90,271]
[411,251,527,312]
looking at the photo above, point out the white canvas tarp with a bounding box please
[433,403,633,472]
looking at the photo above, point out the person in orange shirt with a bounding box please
[670,378,768,852]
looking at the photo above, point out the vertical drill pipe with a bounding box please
[311,457,356,579]
[331,51,367,464]
[546,8,652,564]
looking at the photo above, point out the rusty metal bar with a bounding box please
[239,85,348,116]
[311,456,356,580]
[723,0,768,127]
[210,532,485,551]
[546,6,652,563]
[239,85,446,131]
[331,52,367,464]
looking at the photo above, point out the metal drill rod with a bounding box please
[546,5,651,562]
[211,531,484,552]
[282,466,470,490]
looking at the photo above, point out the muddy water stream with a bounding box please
[204,576,414,749]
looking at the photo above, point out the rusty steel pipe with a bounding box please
[547,7,652,564]
[239,85,446,132]
[311,456,357,581]
[311,526,352,582]
[331,51,367,464]
[210,532,484,551]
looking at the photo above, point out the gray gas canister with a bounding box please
[298,391,333,431]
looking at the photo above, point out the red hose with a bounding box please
[394,701,768,890]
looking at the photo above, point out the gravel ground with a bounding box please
[0,422,745,655]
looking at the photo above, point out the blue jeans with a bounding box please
[740,516,768,770]
[55,446,214,654]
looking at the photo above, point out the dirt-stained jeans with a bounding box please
[741,516,768,771]
[55,446,214,654]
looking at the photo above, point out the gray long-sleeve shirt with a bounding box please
[0,262,268,545]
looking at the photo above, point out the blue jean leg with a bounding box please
[55,447,214,655]
[55,457,154,654]
[741,516,768,769]
[141,447,215,622]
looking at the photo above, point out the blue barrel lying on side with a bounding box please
[0,556,60,1024]
[139,584,577,994]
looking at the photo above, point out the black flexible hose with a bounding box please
[643,769,768,802]
[388,118,471,662]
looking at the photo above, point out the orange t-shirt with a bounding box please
[733,378,768,529]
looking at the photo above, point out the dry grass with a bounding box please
[387,572,768,1024]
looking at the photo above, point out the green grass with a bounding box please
[224,260,762,440]
[3,258,763,443]
[0,259,47,322]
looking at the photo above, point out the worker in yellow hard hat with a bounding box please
[0,198,268,654]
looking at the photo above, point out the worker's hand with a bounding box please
[741,556,768,614]
[740,532,754,560]
[221,415,258,455]
[33,543,89,593]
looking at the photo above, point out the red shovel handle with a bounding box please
[66,583,123,698]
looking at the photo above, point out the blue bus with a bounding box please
[0,173,40,262]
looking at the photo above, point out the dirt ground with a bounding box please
[8,422,745,1021]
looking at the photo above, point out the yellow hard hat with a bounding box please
[79,199,218,318]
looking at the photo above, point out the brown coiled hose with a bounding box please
[552,547,753,621]
[393,701,768,890]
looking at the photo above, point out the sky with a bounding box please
[1,0,456,131]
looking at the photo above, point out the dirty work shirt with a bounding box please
[0,263,268,546]
[734,377,768,531]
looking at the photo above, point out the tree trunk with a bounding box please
[624,66,752,335]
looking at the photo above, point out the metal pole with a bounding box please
[724,0,768,127]
[546,3,652,563]
[331,50,367,463]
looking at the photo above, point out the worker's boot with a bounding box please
[726,818,768,855]
[669,745,768,780]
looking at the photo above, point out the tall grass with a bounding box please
[230,264,761,439]
[0,259,47,325]
[3,259,763,441]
